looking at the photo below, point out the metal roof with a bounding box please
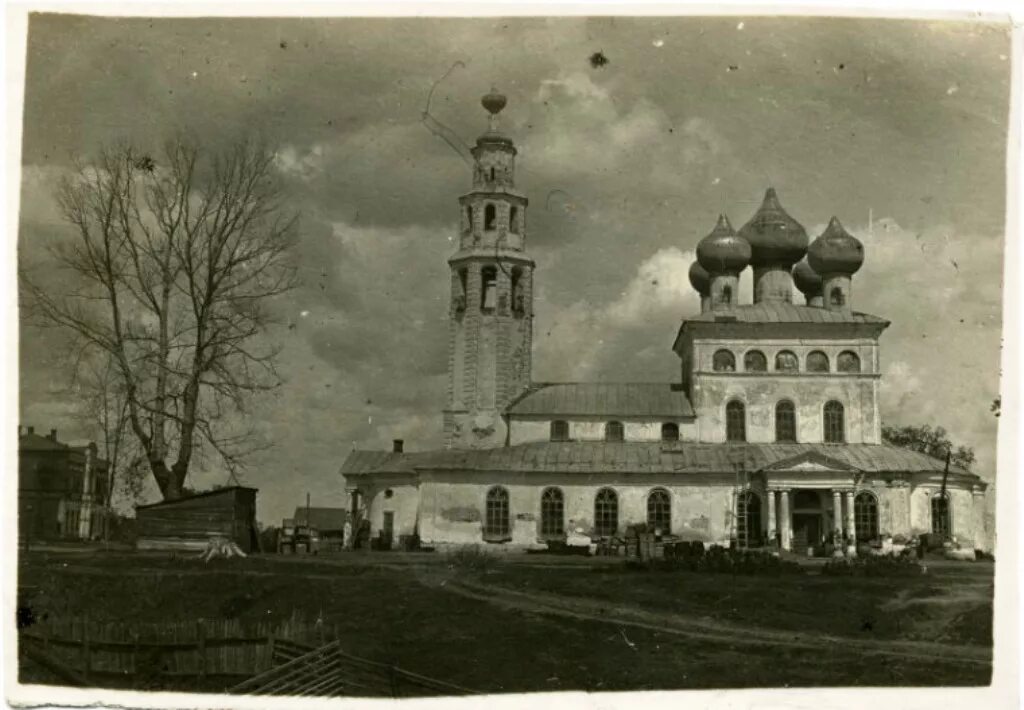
[506,383,695,418]
[341,441,980,480]
[684,302,888,325]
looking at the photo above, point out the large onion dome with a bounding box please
[688,260,710,295]
[792,257,823,299]
[808,216,864,275]
[738,188,809,268]
[696,214,751,275]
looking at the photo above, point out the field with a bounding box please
[17,549,994,694]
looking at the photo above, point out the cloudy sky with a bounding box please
[17,14,1010,524]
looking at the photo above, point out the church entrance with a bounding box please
[790,489,824,555]
[792,514,821,555]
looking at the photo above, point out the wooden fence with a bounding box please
[229,640,478,697]
[19,616,478,697]
[19,615,329,684]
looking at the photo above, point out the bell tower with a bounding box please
[444,90,534,449]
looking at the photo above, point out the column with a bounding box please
[766,490,777,546]
[844,490,856,554]
[832,490,843,542]
[779,489,792,551]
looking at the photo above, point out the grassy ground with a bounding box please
[17,549,993,693]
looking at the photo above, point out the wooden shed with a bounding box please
[135,486,259,553]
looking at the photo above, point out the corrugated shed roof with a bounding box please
[507,383,695,418]
[342,441,978,479]
[685,302,888,325]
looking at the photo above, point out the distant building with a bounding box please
[341,91,989,554]
[18,426,111,542]
[279,507,348,553]
[135,486,260,553]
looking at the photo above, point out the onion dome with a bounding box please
[738,188,809,268]
[696,214,751,275]
[477,88,514,147]
[808,216,864,275]
[688,260,710,295]
[481,88,507,115]
[792,257,823,298]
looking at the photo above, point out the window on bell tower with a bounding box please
[465,206,473,231]
[510,206,519,233]
[481,266,497,312]
[484,204,497,231]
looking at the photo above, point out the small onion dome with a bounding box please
[696,214,751,275]
[688,259,711,295]
[792,257,823,298]
[808,216,865,275]
[481,88,507,115]
[738,187,809,268]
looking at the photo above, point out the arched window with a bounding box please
[838,351,862,373]
[737,491,762,548]
[721,284,733,305]
[854,492,879,541]
[510,267,525,316]
[480,266,497,311]
[510,206,519,233]
[823,401,845,443]
[775,350,799,372]
[931,493,951,538]
[775,400,797,442]
[744,350,767,372]
[726,400,746,442]
[484,203,497,231]
[484,486,510,540]
[713,349,736,372]
[830,287,845,307]
[465,205,473,230]
[489,167,495,181]
[540,487,564,538]
[594,488,618,537]
[605,421,624,442]
[806,351,830,373]
[661,422,679,442]
[550,420,569,442]
[647,489,671,533]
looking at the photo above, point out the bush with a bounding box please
[445,544,500,573]
[625,545,803,576]
[822,554,924,577]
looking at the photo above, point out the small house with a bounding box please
[135,486,259,553]
[279,506,348,554]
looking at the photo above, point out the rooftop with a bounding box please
[289,507,348,530]
[683,302,889,325]
[342,441,979,480]
[506,382,695,419]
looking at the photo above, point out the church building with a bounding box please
[341,91,988,555]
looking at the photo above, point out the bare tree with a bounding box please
[72,354,145,510]
[22,136,298,500]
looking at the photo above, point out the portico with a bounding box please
[760,451,864,554]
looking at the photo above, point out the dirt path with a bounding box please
[430,577,991,666]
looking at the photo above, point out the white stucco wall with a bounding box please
[417,472,736,547]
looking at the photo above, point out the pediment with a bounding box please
[760,449,861,473]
